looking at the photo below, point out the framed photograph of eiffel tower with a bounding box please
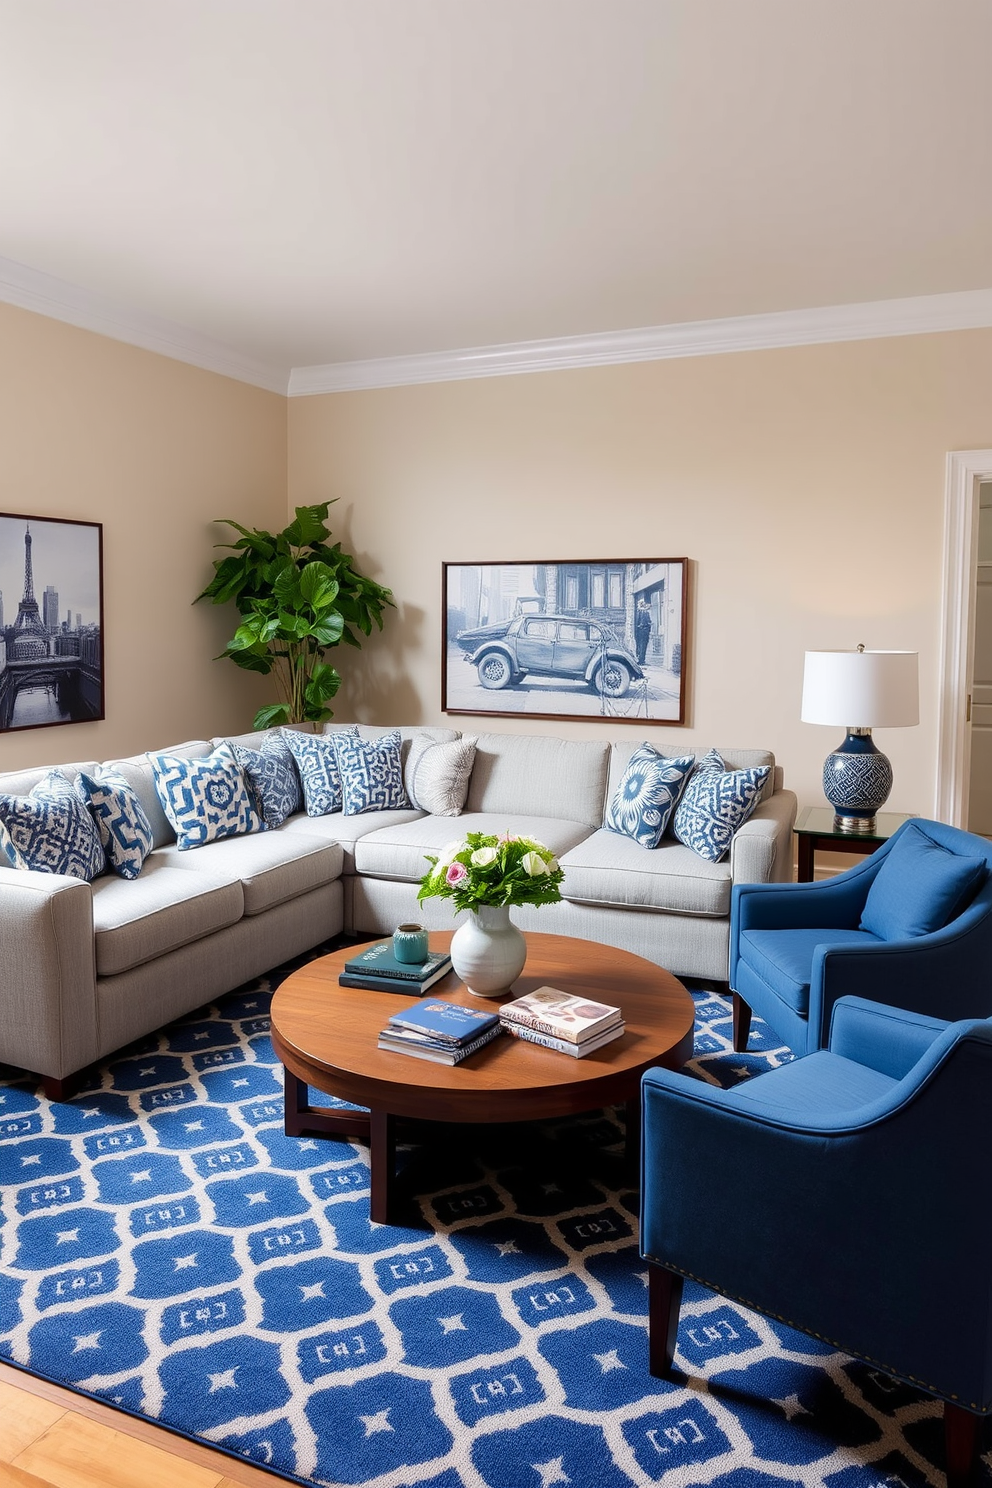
[0,512,104,732]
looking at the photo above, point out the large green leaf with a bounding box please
[297,561,339,610]
[283,504,331,549]
[253,703,292,730]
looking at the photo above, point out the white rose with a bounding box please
[437,840,465,867]
[521,851,548,876]
[471,846,498,867]
[547,856,560,874]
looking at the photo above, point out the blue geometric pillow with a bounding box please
[331,729,411,816]
[604,745,696,848]
[673,764,771,863]
[230,733,301,828]
[281,727,358,817]
[149,743,261,851]
[0,768,106,880]
[75,767,154,879]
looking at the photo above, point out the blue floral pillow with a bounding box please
[673,763,771,862]
[231,733,302,828]
[331,729,411,816]
[149,742,261,851]
[0,768,106,880]
[75,766,154,879]
[281,727,359,816]
[605,745,696,848]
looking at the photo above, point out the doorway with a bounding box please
[967,483,992,835]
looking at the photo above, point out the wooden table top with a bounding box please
[270,931,696,1124]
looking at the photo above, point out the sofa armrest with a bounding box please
[0,868,98,1081]
[730,789,797,885]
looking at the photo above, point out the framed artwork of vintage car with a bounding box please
[441,559,688,725]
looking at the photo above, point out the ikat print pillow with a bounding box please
[604,744,696,848]
[230,733,302,828]
[0,768,106,880]
[75,766,154,879]
[672,763,771,863]
[331,728,412,816]
[149,742,262,851]
[281,726,359,816]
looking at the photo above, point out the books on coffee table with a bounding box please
[377,999,503,1065]
[499,985,625,1057]
[340,940,453,995]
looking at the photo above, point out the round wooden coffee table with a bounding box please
[270,931,695,1223]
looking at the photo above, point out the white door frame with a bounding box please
[936,449,992,825]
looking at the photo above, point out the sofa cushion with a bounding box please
[149,742,262,850]
[0,761,99,797]
[859,822,986,941]
[607,742,777,809]
[466,733,610,828]
[153,832,343,916]
[75,767,154,880]
[0,769,106,881]
[673,764,771,862]
[604,744,695,848]
[229,733,302,828]
[559,829,735,917]
[106,741,213,848]
[408,736,477,815]
[332,729,411,815]
[280,806,425,872]
[354,812,594,883]
[343,725,461,803]
[91,858,244,976]
[283,726,359,815]
[738,927,882,1015]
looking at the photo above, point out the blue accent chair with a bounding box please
[730,818,992,1055]
[640,996,992,1486]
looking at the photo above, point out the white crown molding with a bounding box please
[288,287,992,396]
[0,254,290,395]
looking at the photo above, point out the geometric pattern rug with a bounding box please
[0,947,971,1488]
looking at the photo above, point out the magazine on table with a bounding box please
[385,1000,501,1045]
[502,1020,625,1058]
[499,986,622,1043]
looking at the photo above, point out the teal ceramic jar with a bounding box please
[392,922,429,964]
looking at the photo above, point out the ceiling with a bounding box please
[0,0,990,385]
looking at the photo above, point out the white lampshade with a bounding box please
[801,649,919,728]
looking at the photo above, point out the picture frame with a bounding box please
[442,559,688,725]
[0,511,105,732]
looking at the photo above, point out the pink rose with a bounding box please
[445,862,468,886]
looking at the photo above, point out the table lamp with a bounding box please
[801,645,919,833]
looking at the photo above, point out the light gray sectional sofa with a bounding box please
[0,724,795,1097]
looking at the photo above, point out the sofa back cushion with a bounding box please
[466,733,610,829]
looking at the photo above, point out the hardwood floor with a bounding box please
[0,1365,294,1488]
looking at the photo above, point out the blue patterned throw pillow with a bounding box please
[281,727,358,816]
[230,733,301,828]
[149,742,261,851]
[75,766,154,879]
[673,763,771,862]
[0,768,106,880]
[605,745,696,848]
[332,729,411,816]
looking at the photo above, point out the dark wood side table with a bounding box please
[794,806,916,883]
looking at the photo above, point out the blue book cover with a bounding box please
[386,999,501,1044]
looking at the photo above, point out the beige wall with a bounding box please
[289,328,992,816]
[0,303,287,772]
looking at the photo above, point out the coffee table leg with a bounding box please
[369,1109,397,1224]
[284,1069,310,1137]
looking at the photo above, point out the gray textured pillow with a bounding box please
[409,737,477,816]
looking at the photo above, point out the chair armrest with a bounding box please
[733,852,879,931]
[0,868,98,1081]
[730,789,797,885]
[828,996,950,1079]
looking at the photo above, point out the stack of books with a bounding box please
[499,986,625,1057]
[339,940,453,995]
[377,1000,503,1065]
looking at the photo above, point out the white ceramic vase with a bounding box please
[450,904,527,998]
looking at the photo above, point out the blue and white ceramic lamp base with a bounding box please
[822,728,893,833]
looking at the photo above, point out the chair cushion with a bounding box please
[282,726,358,816]
[331,729,411,815]
[229,732,301,828]
[153,832,343,916]
[604,744,694,848]
[730,1049,897,1119]
[860,822,987,941]
[354,813,593,883]
[739,927,882,1014]
[673,763,771,862]
[0,769,106,881]
[75,767,154,880]
[149,742,262,851]
[560,830,733,916]
[91,858,244,976]
[408,736,477,816]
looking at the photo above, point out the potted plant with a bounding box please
[195,502,393,730]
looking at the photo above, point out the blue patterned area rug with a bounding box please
[0,954,962,1488]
